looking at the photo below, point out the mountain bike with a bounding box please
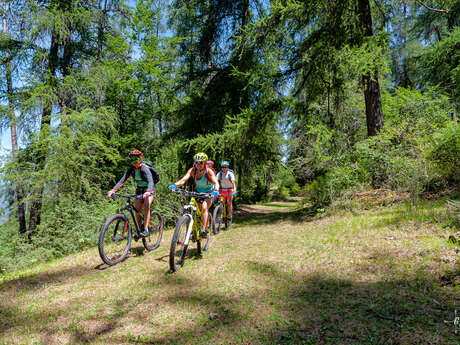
[98,194,164,266]
[212,194,232,234]
[169,189,212,272]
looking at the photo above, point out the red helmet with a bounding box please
[128,149,143,157]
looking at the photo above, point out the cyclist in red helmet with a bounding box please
[107,149,156,237]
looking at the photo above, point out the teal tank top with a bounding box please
[195,168,214,193]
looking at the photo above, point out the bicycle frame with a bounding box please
[117,195,144,236]
[218,195,227,219]
[181,196,203,247]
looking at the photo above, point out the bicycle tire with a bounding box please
[142,210,164,251]
[197,214,212,254]
[212,204,223,234]
[98,214,132,266]
[169,215,190,272]
[223,204,228,230]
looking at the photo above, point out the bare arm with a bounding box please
[207,169,219,191]
[174,168,194,187]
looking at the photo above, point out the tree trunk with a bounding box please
[97,0,108,60]
[28,29,59,233]
[3,0,26,233]
[357,0,384,136]
[204,0,215,86]
[266,165,271,192]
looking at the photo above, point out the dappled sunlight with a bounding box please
[0,201,458,344]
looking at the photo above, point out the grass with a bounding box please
[0,199,459,344]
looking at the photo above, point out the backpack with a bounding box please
[217,169,234,181]
[141,161,160,184]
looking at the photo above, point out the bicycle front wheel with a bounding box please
[169,215,190,272]
[212,204,223,234]
[143,210,164,251]
[98,214,132,266]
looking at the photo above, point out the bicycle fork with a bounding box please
[182,214,194,246]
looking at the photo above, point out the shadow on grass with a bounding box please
[0,264,95,293]
[101,259,458,345]
[234,206,317,227]
[1,254,458,344]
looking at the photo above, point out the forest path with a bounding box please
[0,200,458,344]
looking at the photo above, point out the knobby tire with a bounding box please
[142,210,164,251]
[98,214,132,266]
[212,204,223,234]
[169,215,190,272]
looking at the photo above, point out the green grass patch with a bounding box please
[0,199,458,344]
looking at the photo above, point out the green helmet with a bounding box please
[193,152,208,163]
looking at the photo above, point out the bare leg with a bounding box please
[134,198,144,228]
[227,196,233,219]
[143,195,154,230]
[200,199,212,230]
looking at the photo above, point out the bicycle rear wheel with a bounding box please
[212,204,223,234]
[197,214,212,254]
[98,214,132,266]
[142,210,164,251]
[169,215,190,272]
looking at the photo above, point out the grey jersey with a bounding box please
[217,170,235,190]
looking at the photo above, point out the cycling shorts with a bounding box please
[136,186,155,197]
[220,189,233,200]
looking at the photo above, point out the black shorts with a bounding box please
[136,186,155,196]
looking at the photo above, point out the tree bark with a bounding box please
[3,0,26,233]
[28,29,59,233]
[204,0,215,86]
[357,0,384,136]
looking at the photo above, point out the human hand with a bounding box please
[143,191,151,199]
[168,184,177,192]
[107,190,115,199]
[211,190,219,197]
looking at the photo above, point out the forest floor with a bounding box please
[0,199,459,344]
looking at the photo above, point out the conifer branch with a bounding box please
[415,0,449,14]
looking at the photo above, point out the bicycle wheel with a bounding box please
[169,215,190,272]
[197,214,212,254]
[142,210,164,251]
[98,214,132,266]
[212,204,223,234]
[223,204,228,230]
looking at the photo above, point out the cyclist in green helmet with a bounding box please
[169,152,219,238]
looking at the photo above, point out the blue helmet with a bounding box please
[221,160,230,167]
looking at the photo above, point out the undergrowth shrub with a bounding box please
[427,122,460,183]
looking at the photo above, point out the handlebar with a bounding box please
[111,194,144,200]
[172,188,215,200]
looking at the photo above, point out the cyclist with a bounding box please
[169,152,219,238]
[206,160,216,175]
[217,160,237,225]
[107,149,155,237]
